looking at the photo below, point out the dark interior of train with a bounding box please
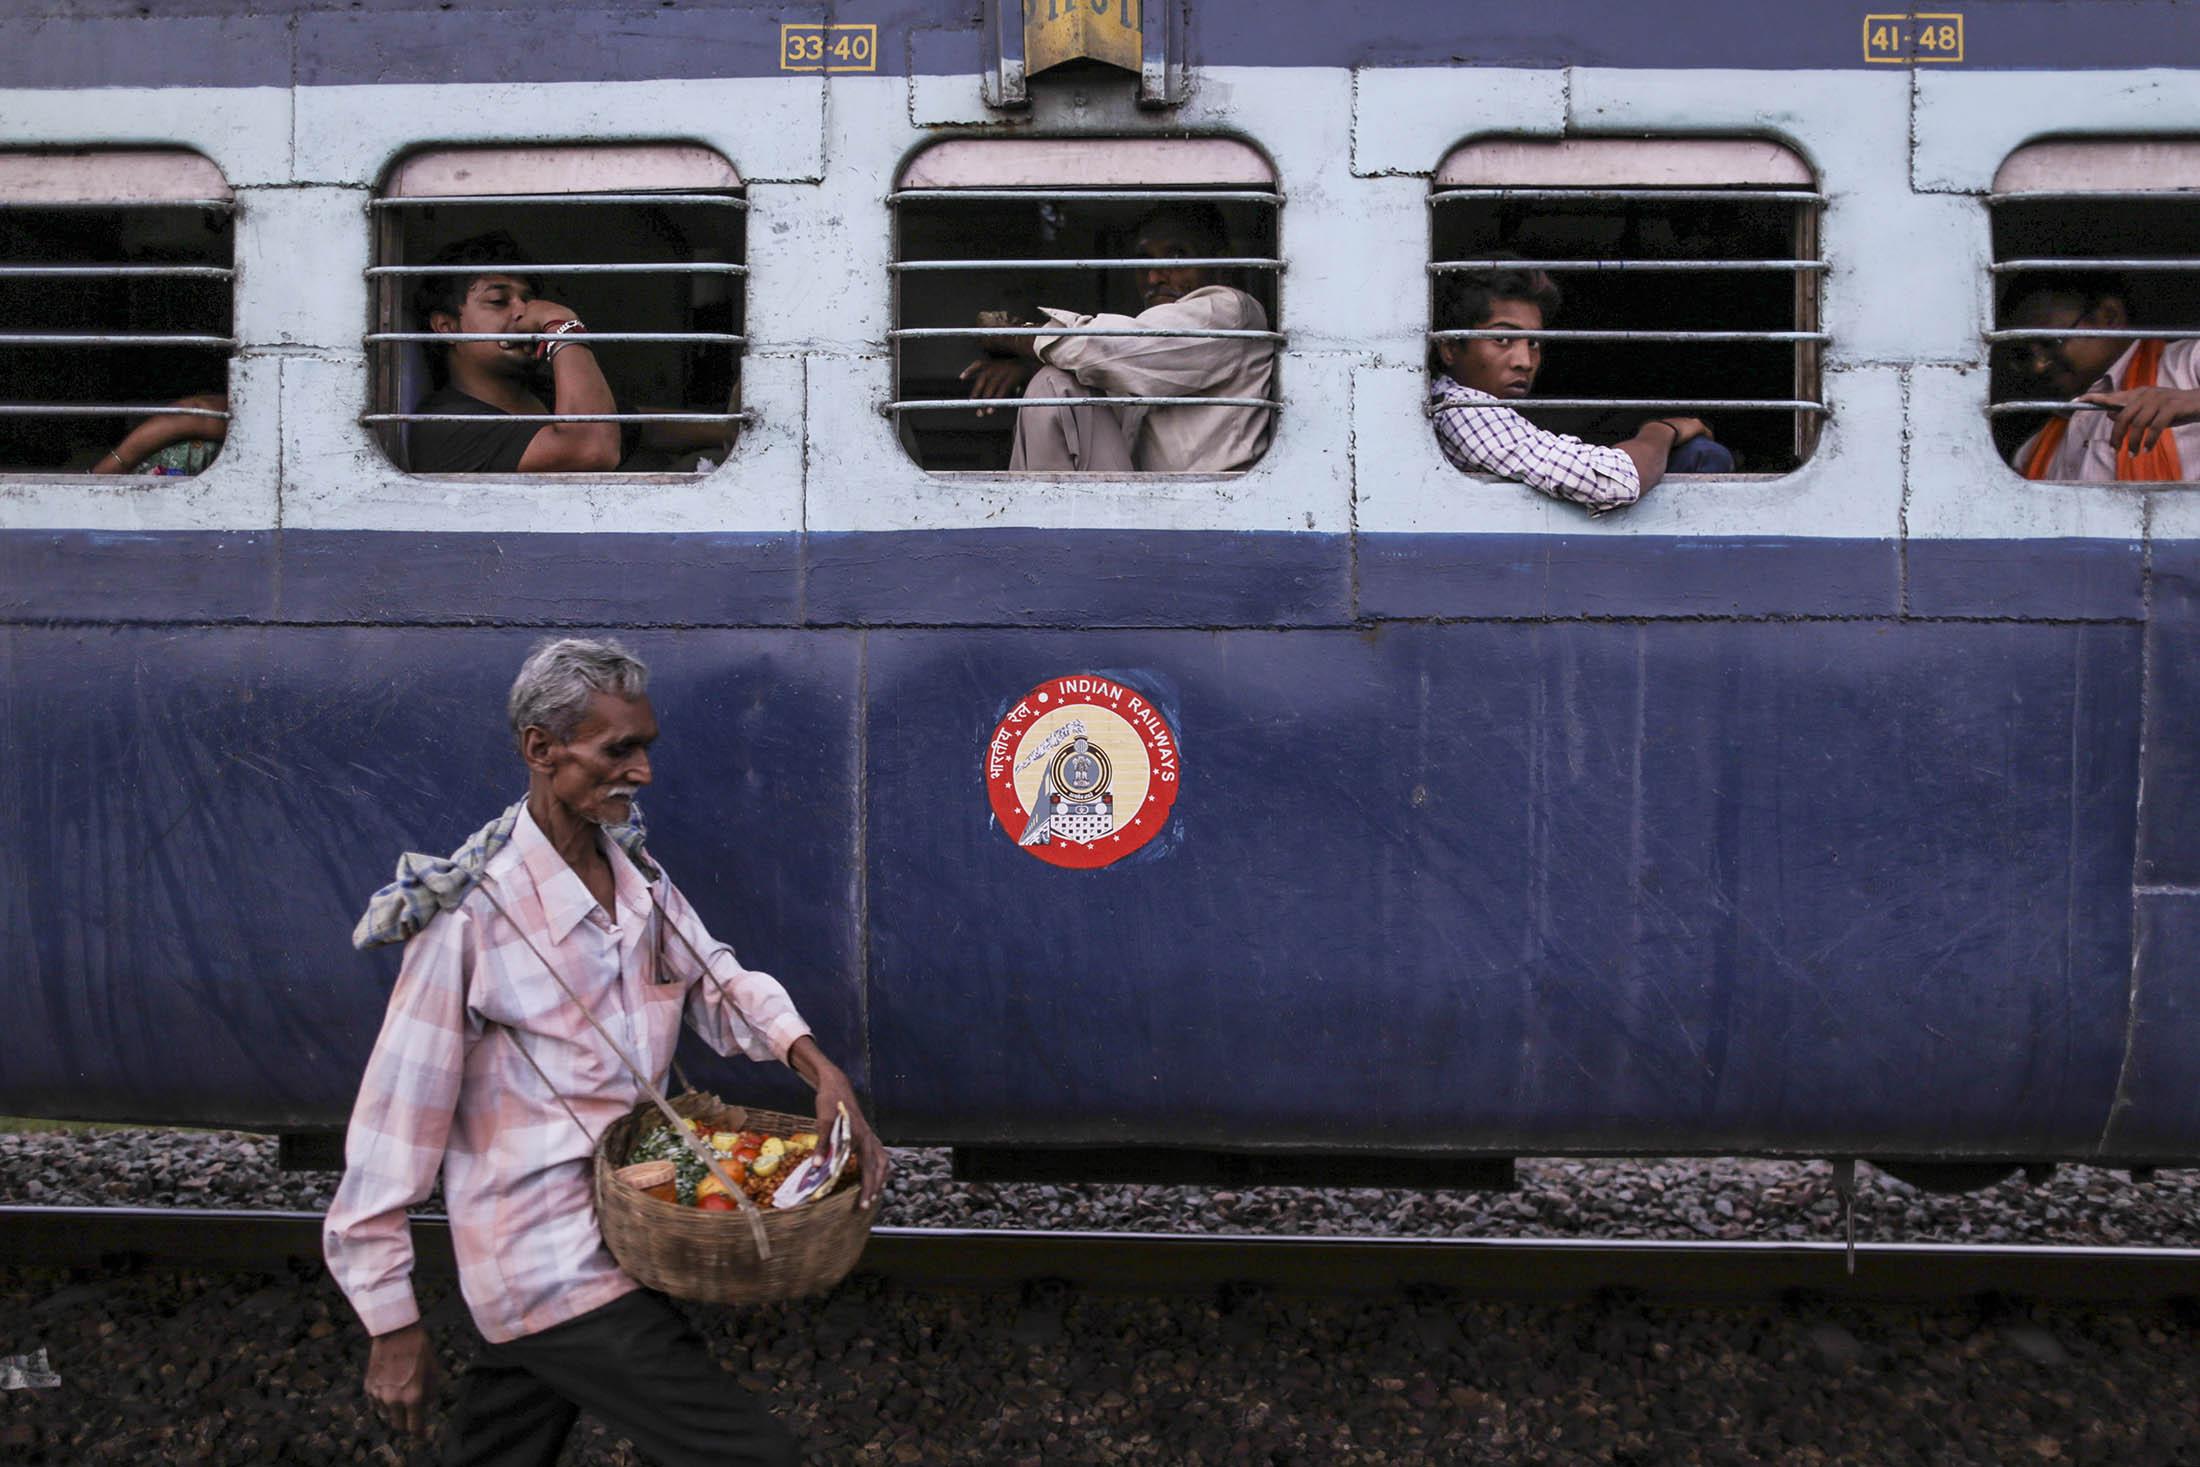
[1990,197,2200,459]
[893,189,1280,471]
[1430,191,1816,474]
[0,204,232,473]
[373,194,745,471]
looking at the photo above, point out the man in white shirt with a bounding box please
[2001,271,2200,482]
[962,206,1277,472]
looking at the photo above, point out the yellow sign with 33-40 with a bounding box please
[780,23,876,71]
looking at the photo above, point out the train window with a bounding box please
[888,138,1283,473]
[1989,140,2200,481]
[1429,139,1826,477]
[365,144,746,475]
[0,149,233,477]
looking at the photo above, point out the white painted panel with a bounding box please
[294,77,825,187]
[277,348,805,534]
[386,144,740,196]
[1903,363,2147,540]
[0,354,279,532]
[1354,360,1904,540]
[1914,70,2200,195]
[0,87,293,187]
[1351,67,1567,178]
[234,185,368,352]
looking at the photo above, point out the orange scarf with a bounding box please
[2022,338,2185,481]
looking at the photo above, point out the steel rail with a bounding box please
[886,395,1279,412]
[1431,188,1825,204]
[1992,190,2200,202]
[8,1206,2200,1303]
[0,199,232,210]
[0,265,234,279]
[370,194,745,209]
[892,257,1281,272]
[892,326,1285,341]
[1992,258,2200,272]
[1989,400,2150,416]
[0,333,233,347]
[890,189,1281,205]
[364,331,744,344]
[1432,259,1825,273]
[1987,328,2200,341]
[1431,329,1828,343]
[1440,398,1828,412]
[0,404,228,419]
[365,263,746,277]
[360,411,751,425]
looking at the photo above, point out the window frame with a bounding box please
[362,143,750,478]
[1986,138,2200,480]
[1427,137,1829,473]
[885,136,1286,475]
[0,148,236,479]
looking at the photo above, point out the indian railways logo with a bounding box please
[985,675,1180,869]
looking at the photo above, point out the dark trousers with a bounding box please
[443,1289,799,1467]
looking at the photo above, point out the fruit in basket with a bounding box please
[697,1193,737,1212]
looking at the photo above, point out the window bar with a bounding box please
[1431,259,1825,273]
[1987,327,2200,342]
[1992,258,2200,272]
[892,257,1282,273]
[1433,398,1828,412]
[0,333,235,347]
[365,263,745,277]
[886,395,1280,413]
[0,199,233,211]
[363,331,746,344]
[893,326,1285,341]
[0,265,235,279]
[363,411,754,425]
[0,403,229,418]
[1431,328,1830,342]
[1989,401,2156,416]
[1431,188,1825,204]
[1990,191,2200,203]
[369,194,746,209]
[890,189,1282,205]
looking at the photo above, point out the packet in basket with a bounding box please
[773,1104,852,1209]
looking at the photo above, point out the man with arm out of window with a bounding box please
[325,637,888,1467]
[1428,263,1729,513]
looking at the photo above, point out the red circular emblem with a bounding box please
[985,675,1181,868]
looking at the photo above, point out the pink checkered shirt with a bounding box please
[323,804,812,1343]
[1428,374,1643,513]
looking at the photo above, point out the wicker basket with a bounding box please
[594,1091,873,1305]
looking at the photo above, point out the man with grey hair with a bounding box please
[327,636,885,1467]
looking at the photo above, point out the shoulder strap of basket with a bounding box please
[470,878,772,1258]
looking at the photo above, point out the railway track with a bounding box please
[8,1204,2200,1302]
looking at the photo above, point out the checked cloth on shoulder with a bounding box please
[352,798,661,950]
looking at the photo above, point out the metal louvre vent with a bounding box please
[0,150,234,475]
[1427,140,1828,474]
[364,147,748,473]
[888,140,1283,473]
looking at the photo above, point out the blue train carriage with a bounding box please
[4,0,2200,1191]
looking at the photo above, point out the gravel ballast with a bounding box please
[6,1128,2200,1464]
